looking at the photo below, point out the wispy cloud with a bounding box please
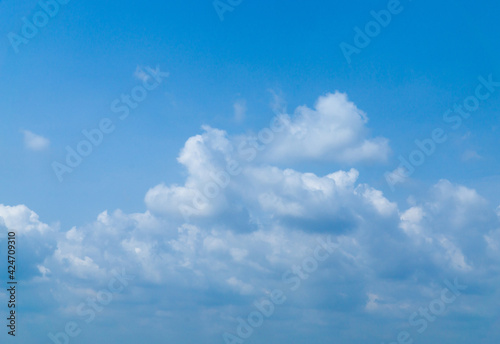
[22,130,50,151]
[134,65,151,82]
[233,99,246,123]
[462,149,482,162]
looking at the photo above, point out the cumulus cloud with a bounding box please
[144,125,395,232]
[0,204,51,234]
[144,91,392,226]
[4,179,500,343]
[3,92,499,343]
[22,130,50,151]
[5,175,499,342]
[262,92,390,163]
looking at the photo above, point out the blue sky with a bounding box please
[0,0,500,343]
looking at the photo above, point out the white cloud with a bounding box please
[233,99,246,122]
[4,175,500,342]
[385,166,409,186]
[5,92,500,343]
[0,204,51,234]
[144,91,392,226]
[462,149,482,162]
[269,89,287,115]
[134,65,151,82]
[226,276,254,295]
[22,130,50,151]
[261,92,390,163]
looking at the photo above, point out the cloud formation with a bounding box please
[262,92,390,163]
[22,130,50,151]
[1,93,498,343]
[233,99,247,123]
